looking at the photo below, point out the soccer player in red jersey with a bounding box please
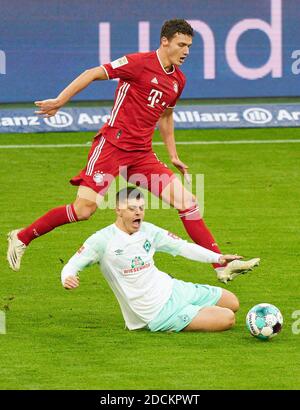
[7,19,259,282]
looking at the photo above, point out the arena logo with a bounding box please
[0,50,6,75]
[99,0,282,80]
[43,111,73,128]
[243,108,273,124]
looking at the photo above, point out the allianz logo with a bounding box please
[43,111,73,128]
[243,108,273,124]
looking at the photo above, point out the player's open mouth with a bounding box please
[132,218,141,228]
[179,57,186,63]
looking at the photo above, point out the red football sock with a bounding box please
[17,204,78,246]
[179,205,225,269]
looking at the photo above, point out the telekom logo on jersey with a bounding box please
[147,89,163,108]
[99,0,282,80]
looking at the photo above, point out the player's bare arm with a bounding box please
[34,66,108,117]
[158,108,189,180]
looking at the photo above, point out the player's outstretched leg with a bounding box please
[7,186,98,271]
[160,177,224,268]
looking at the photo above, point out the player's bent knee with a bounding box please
[224,309,236,329]
[231,294,240,313]
[226,292,239,313]
[73,200,97,221]
[77,209,94,220]
[177,194,198,212]
[218,289,240,313]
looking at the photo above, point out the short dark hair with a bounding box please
[116,187,144,204]
[160,19,194,41]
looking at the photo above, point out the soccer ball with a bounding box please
[246,303,283,340]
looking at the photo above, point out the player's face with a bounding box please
[116,198,145,234]
[162,33,193,66]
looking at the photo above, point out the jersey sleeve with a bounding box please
[151,224,187,256]
[177,242,221,264]
[61,232,107,282]
[101,53,144,81]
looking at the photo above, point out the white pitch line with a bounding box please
[0,139,300,149]
[0,143,92,149]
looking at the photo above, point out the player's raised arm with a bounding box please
[35,66,108,117]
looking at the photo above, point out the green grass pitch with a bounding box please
[0,127,299,390]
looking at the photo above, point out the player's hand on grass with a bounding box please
[218,254,243,265]
[171,157,191,184]
[34,98,62,117]
[63,275,80,290]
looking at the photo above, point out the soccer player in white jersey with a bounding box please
[61,187,249,333]
[8,19,259,283]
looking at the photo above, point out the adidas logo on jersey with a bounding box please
[151,77,158,84]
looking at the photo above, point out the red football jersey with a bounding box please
[100,50,186,151]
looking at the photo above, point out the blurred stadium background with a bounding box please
[1,0,300,390]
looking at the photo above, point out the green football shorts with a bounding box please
[147,278,223,332]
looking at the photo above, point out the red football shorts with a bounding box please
[70,135,175,196]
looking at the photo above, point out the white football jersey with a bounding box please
[63,222,187,330]
[62,222,220,330]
